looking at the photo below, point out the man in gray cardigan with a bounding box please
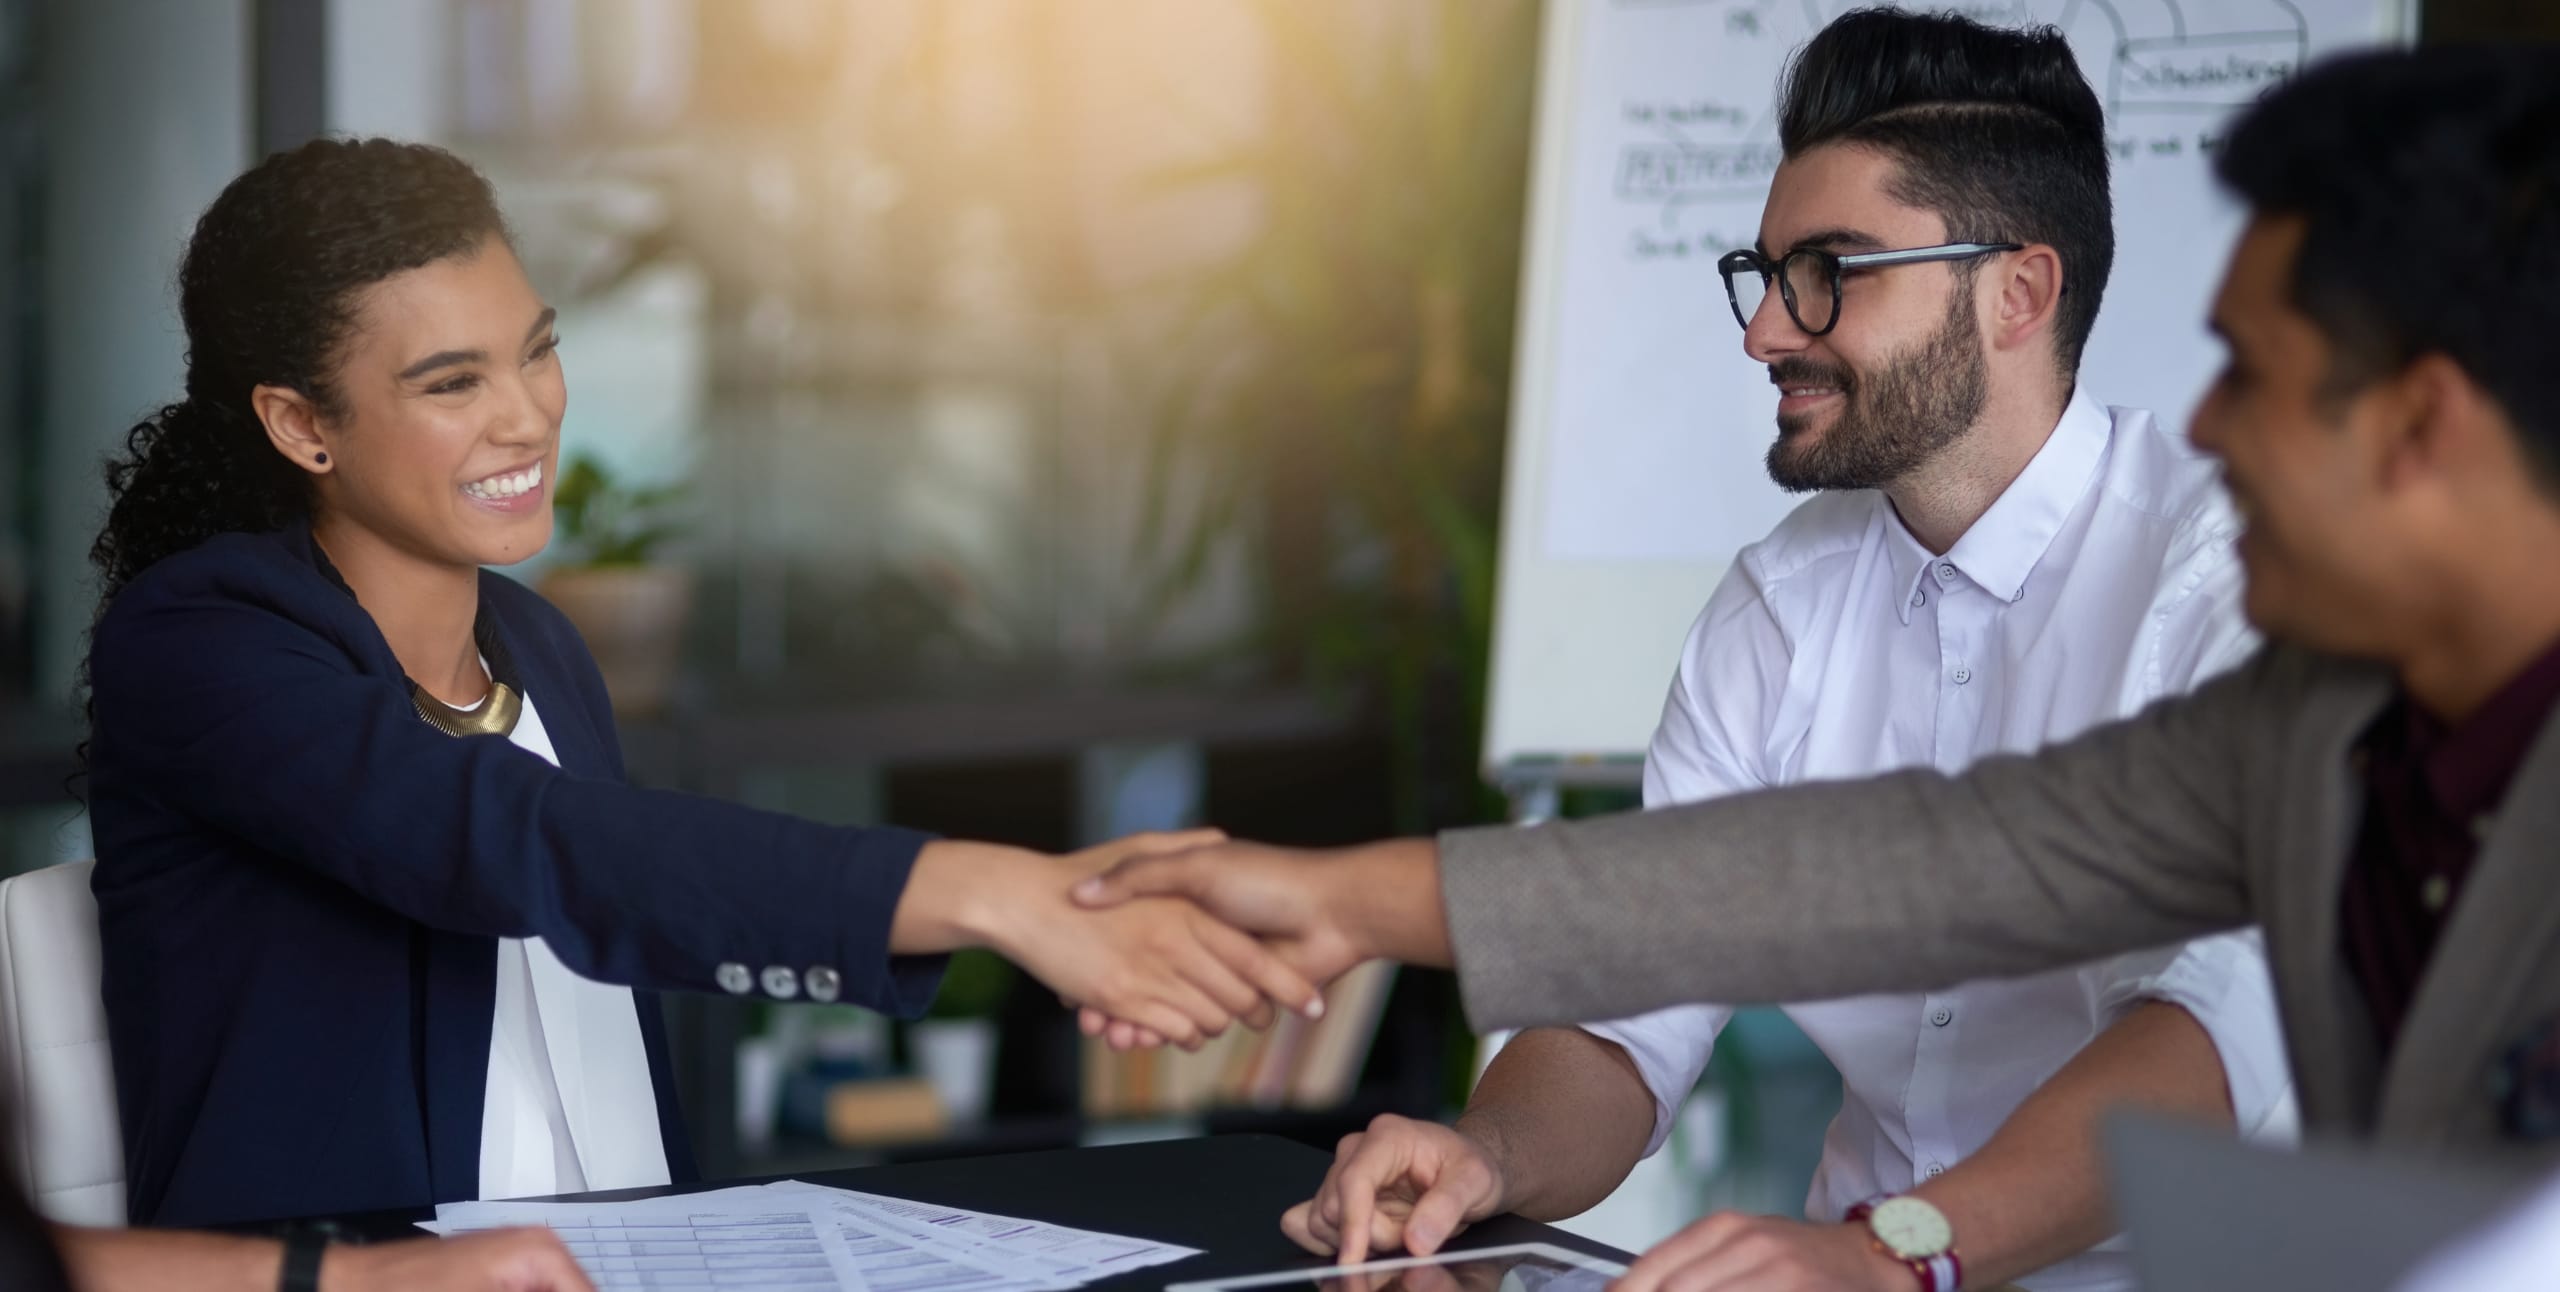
[1076,39,2560,1265]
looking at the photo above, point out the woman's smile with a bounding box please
[460,458,548,513]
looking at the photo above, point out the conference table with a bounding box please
[295,1134,1633,1290]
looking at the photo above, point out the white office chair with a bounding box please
[0,859,125,1224]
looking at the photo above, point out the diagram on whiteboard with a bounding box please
[1610,0,2317,251]
[1529,0,2395,570]
[1611,0,2308,118]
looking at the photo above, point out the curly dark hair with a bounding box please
[87,136,509,606]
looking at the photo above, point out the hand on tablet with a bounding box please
[1323,1258,1508,1292]
[1613,1213,1912,1292]
[1282,1114,1511,1265]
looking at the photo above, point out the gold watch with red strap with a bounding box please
[1845,1194,1962,1292]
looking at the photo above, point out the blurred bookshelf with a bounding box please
[1080,963,1399,1123]
[698,963,1460,1182]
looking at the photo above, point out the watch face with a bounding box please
[1869,1196,1953,1260]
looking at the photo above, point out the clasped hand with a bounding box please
[921,830,1407,1052]
[951,833,1366,1052]
[1061,838,1377,1051]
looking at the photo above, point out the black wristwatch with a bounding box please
[278,1229,329,1292]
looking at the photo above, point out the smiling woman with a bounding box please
[75,138,1318,1233]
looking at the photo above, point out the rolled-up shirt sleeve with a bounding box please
[2115,512,2297,1142]
[2089,928,2299,1142]
[1573,562,1784,1156]
[1581,1004,1733,1157]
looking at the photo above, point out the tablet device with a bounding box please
[1169,1242,1625,1292]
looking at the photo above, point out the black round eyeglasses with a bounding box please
[1717,242,2023,336]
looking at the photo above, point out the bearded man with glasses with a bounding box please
[1262,10,2294,1291]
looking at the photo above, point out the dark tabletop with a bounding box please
[294,1135,1630,1289]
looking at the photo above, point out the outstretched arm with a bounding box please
[1075,655,2274,1030]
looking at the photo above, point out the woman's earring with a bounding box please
[314,452,329,466]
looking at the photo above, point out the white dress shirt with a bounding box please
[477,689,673,1200]
[1583,389,2296,1291]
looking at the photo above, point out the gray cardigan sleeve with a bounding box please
[1438,648,2284,1032]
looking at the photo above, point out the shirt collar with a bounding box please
[2405,630,2560,826]
[1883,514,1935,627]
[1888,385,2112,625]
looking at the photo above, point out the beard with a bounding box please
[1764,288,1989,493]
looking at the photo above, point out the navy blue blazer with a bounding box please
[84,522,945,1227]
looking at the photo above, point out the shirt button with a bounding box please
[1951,666,1972,685]
[2421,875,2452,912]
[716,963,755,995]
[1935,562,1957,584]
[1925,1161,1945,1178]
[2472,814,2497,841]
[806,965,842,1003]
[761,965,801,1000]
[1931,1007,1953,1027]
[1911,588,1927,608]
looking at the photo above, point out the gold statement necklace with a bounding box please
[409,674,522,738]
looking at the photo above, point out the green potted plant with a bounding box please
[540,453,694,715]
[908,949,1016,1126]
[1129,0,1537,832]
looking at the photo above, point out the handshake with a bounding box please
[895,830,1450,1054]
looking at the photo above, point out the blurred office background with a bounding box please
[1,0,2555,1255]
[0,0,1567,1234]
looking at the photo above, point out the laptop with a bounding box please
[2105,1112,2523,1291]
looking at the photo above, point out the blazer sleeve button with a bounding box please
[761,965,801,1000]
[806,966,842,1003]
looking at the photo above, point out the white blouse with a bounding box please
[476,688,672,1200]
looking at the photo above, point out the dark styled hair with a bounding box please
[87,137,508,605]
[2216,46,2560,485]
[1776,8,2113,376]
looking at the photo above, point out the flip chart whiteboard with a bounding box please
[1483,0,2417,781]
